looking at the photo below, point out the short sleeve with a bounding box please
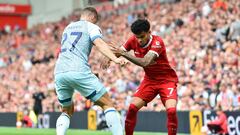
[149,38,164,57]
[88,22,103,42]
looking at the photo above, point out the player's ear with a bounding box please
[148,30,151,34]
[89,15,96,23]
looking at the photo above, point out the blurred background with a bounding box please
[0,0,239,134]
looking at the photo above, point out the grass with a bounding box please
[0,127,189,135]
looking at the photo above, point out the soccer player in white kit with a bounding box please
[54,7,124,135]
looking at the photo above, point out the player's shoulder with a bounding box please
[127,35,137,42]
[123,35,136,49]
[86,21,102,34]
[152,35,164,42]
[152,35,164,46]
[85,21,100,29]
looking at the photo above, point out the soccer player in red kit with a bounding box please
[111,19,178,135]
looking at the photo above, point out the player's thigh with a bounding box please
[130,97,146,109]
[55,73,74,107]
[158,81,178,107]
[71,72,107,102]
[134,80,158,106]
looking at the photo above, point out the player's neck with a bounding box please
[80,17,95,24]
[140,35,152,48]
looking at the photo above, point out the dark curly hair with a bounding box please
[131,19,150,35]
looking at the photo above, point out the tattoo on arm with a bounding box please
[122,51,157,67]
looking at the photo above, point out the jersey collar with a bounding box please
[141,35,153,48]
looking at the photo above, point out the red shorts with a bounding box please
[134,79,178,105]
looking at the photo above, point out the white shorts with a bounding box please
[54,71,107,107]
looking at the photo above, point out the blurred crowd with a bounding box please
[0,0,239,113]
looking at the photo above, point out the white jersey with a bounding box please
[54,20,102,74]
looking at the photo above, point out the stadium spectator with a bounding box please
[208,85,220,110]
[228,19,240,42]
[212,0,228,11]
[232,85,240,110]
[216,81,234,111]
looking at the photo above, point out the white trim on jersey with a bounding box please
[121,46,127,52]
[142,35,153,48]
[91,35,102,41]
[149,50,159,57]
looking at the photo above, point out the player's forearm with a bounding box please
[95,42,118,62]
[122,52,148,67]
[99,46,118,62]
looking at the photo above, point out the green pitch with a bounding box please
[0,127,188,135]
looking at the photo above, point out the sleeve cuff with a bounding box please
[121,46,127,51]
[91,35,102,42]
[149,50,159,57]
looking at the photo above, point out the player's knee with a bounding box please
[131,97,146,108]
[165,99,177,109]
[103,98,114,107]
[167,107,177,116]
[96,100,114,110]
[95,95,114,109]
[128,104,139,113]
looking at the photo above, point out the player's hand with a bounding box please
[113,58,128,67]
[119,59,128,67]
[100,57,111,70]
[111,46,124,57]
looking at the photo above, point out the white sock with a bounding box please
[56,113,70,135]
[104,108,123,135]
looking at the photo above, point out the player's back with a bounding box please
[54,20,101,74]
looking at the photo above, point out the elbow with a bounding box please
[142,64,148,67]
[141,59,155,67]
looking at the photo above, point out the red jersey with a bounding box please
[123,35,178,82]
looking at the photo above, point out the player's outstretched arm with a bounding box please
[112,46,157,67]
[93,38,122,64]
[123,51,157,67]
[99,41,120,69]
